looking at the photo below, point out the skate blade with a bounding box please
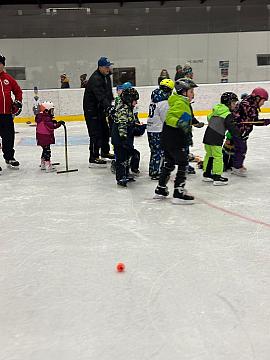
[153,194,168,200]
[231,172,247,177]
[213,181,228,186]
[202,177,213,182]
[172,198,195,205]
[88,163,107,168]
[6,164,19,170]
[45,169,57,173]
[101,157,113,162]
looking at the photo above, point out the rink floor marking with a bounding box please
[198,197,270,229]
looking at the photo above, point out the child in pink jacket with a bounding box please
[35,101,65,172]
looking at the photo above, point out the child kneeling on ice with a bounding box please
[111,87,140,187]
[154,78,198,205]
[35,101,65,172]
[202,92,240,185]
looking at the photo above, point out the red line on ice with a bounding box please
[198,197,270,229]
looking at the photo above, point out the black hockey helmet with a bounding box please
[120,87,139,107]
[175,78,198,95]
[0,54,6,66]
[221,92,238,107]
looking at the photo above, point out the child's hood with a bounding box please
[210,103,231,119]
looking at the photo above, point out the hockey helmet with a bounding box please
[40,101,55,112]
[251,87,269,101]
[175,78,198,95]
[120,88,139,107]
[220,92,239,107]
[160,78,175,92]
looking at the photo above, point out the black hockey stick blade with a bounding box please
[57,169,78,174]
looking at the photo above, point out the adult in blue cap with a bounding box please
[83,57,114,167]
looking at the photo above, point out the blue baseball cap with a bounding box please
[98,57,114,67]
[116,84,124,91]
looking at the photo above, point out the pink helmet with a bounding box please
[251,87,269,101]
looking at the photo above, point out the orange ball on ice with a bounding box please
[116,263,125,272]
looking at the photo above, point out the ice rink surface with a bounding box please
[1,118,270,360]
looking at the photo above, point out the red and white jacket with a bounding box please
[0,71,22,114]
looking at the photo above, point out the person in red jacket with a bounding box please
[0,54,22,170]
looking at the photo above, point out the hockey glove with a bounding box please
[12,100,22,116]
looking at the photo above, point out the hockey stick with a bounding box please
[57,124,78,174]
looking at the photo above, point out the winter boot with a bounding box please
[153,185,169,199]
[40,158,46,170]
[6,158,20,169]
[172,187,195,205]
[212,174,228,186]
[89,158,107,168]
[45,161,56,173]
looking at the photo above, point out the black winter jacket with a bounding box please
[83,69,113,116]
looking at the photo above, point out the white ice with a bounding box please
[1,118,270,360]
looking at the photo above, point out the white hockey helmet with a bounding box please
[40,101,54,112]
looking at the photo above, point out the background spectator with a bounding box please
[174,65,184,81]
[60,73,70,88]
[80,73,88,88]
[158,69,170,85]
[183,64,193,79]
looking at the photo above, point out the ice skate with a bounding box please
[151,174,160,181]
[131,169,140,176]
[202,172,214,182]
[172,187,195,205]
[40,158,46,170]
[45,161,56,173]
[187,165,196,174]
[89,158,107,168]
[117,178,128,187]
[153,185,169,199]
[127,174,136,182]
[110,160,116,173]
[6,159,20,169]
[231,167,247,177]
[101,153,114,160]
[212,174,228,186]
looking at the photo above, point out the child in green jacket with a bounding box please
[154,78,198,205]
[202,92,240,185]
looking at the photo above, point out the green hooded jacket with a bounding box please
[165,93,192,135]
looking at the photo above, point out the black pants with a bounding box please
[114,145,131,181]
[85,112,110,161]
[41,145,51,161]
[130,148,140,172]
[158,148,188,189]
[0,114,15,161]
